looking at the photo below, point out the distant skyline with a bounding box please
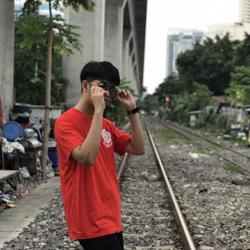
[143,0,240,94]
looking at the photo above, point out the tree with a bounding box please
[15,15,81,104]
[23,0,95,177]
[176,42,203,92]
[234,33,250,67]
[226,66,250,106]
[142,94,161,113]
[168,83,212,123]
[104,78,135,127]
[154,74,186,103]
[177,34,237,95]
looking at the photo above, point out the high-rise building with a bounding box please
[207,22,250,41]
[240,0,250,23]
[207,0,250,41]
[166,30,204,76]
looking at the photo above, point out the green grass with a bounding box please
[223,164,245,174]
[228,139,249,146]
[193,147,209,154]
[154,128,191,144]
[208,143,222,152]
[198,125,224,137]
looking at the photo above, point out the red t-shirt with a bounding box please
[54,108,131,240]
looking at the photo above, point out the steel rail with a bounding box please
[145,123,196,250]
[117,152,129,180]
[117,123,131,180]
[170,122,250,160]
[164,122,250,173]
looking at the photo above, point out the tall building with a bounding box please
[1,0,147,118]
[207,0,250,41]
[166,30,204,76]
[63,0,147,105]
[240,0,250,23]
[207,22,250,41]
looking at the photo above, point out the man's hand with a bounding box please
[71,85,107,166]
[116,89,136,111]
[90,86,106,113]
[116,88,144,155]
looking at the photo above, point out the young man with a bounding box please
[54,61,145,250]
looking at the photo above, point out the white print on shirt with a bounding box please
[102,129,112,148]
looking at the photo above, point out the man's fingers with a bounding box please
[123,89,128,96]
[91,86,105,96]
[116,95,122,101]
[127,90,132,97]
[117,89,129,98]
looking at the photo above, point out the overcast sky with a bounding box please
[143,0,240,94]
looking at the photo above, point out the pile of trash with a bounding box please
[223,123,250,146]
[0,188,31,212]
[0,191,17,210]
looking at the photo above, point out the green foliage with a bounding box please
[195,106,217,128]
[118,78,137,94]
[154,74,185,103]
[226,66,250,106]
[142,94,161,112]
[23,0,95,13]
[214,113,229,130]
[14,0,95,105]
[176,34,237,95]
[190,82,213,109]
[53,0,95,12]
[104,78,136,127]
[104,99,126,127]
[154,34,247,109]
[234,33,250,66]
[17,15,49,49]
[16,14,81,54]
[175,43,203,91]
[14,14,81,104]
[168,94,190,123]
[168,83,212,123]
[152,33,250,129]
[154,33,250,102]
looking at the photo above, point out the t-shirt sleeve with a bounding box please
[54,118,83,162]
[112,123,132,156]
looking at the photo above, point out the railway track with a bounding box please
[162,121,250,173]
[1,117,249,249]
[118,122,196,250]
[144,117,250,249]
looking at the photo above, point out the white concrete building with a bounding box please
[240,0,250,23]
[0,0,147,119]
[63,0,147,106]
[166,30,204,76]
[207,0,250,41]
[207,22,250,41]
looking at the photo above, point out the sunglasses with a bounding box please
[90,80,117,98]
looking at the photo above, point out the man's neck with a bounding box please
[74,97,94,116]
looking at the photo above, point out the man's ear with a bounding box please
[81,80,89,93]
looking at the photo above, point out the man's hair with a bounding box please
[80,61,120,86]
